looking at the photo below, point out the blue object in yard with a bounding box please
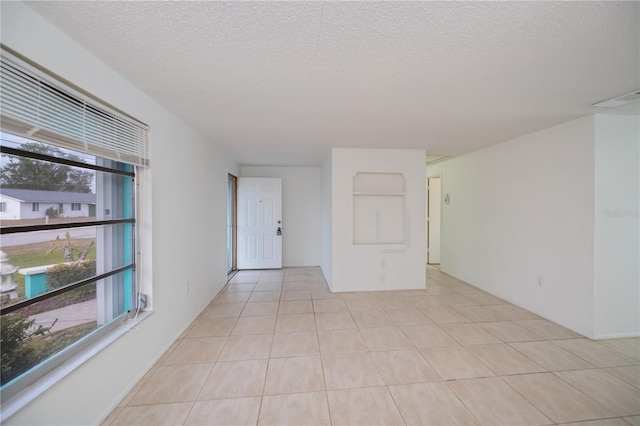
[24,271,48,298]
[19,265,55,298]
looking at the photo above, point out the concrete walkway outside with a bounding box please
[29,299,97,332]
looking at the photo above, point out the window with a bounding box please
[0,202,6,212]
[0,48,149,406]
[0,135,135,392]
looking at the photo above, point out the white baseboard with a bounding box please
[591,331,640,340]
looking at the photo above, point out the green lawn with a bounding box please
[2,240,96,301]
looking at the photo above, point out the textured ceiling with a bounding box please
[25,1,640,166]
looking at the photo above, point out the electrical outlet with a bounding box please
[537,275,544,287]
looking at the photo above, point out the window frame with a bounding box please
[31,202,39,212]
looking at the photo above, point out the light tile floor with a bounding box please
[104,267,640,425]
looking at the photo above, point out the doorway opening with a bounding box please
[427,176,441,265]
[227,174,237,275]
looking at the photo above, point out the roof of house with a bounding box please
[0,188,96,204]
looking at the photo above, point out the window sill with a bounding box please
[0,310,153,422]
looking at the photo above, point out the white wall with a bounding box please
[19,203,44,220]
[16,202,90,220]
[428,116,596,337]
[593,113,640,338]
[0,197,22,220]
[240,166,322,267]
[60,203,91,218]
[2,2,235,424]
[331,148,426,292]
[321,155,333,286]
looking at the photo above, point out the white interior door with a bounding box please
[428,177,441,264]
[237,177,283,269]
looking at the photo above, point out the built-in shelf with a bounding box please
[353,172,406,245]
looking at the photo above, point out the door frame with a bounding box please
[227,173,238,275]
[427,176,441,265]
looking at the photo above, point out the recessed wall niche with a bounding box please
[352,172,406,244]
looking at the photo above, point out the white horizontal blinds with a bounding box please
[0,50,149,166]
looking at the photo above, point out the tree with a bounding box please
[46,231,94,262]
[0,142,93,192]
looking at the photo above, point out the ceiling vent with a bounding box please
[592,90,640,108]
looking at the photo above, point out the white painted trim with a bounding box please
[591,332,640,340]
[18,264,60,275]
